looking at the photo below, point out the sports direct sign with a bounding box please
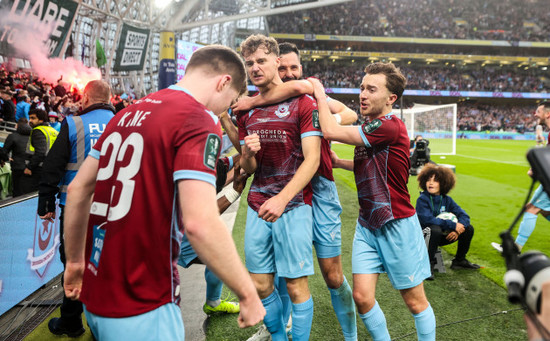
[0,197,63,316]
[113,23,150,71]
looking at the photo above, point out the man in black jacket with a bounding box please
[38,80,115,337]
[0,90,16,124]
[0,118,32,196]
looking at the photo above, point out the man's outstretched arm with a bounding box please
[179,179,265,327]
[309,79,364,146]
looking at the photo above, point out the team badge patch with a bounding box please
[362,119,382,134]
[312,110,320,128]
[275,103,290,118]
[204,134,221,170]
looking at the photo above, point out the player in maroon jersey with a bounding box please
[61,45,265,340]
[237,34,321,341]
[308,63,436,341]
[233,42,358,341]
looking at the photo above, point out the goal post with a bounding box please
[399,103,457,155]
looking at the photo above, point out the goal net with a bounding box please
[398,103,457,155]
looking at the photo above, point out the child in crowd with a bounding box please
[415,164,479,279]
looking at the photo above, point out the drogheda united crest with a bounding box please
[275,103,291,118]
[27,208,60,277]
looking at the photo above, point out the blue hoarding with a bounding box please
[0,196,63,316]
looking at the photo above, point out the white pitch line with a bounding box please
[455,154,529,166]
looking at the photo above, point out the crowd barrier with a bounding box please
[0,194,63,316]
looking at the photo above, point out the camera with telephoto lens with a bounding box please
[502,147,550,314]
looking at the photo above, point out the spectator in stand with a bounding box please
[114,93,130,113]
[15,94,31,121]
[54,79,68,98]
[0,89,16,123]
[48,112,61,132]
[415,164,479,280]
[267,0,550,42]
[0,118,32,196]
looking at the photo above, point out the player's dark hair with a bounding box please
[417,164,456,196]
[364,62,406,101]
[186,45,247,95]
[240,34,279,58]
[279,42,300,59]
[538,101,550,111]
[29,108,48,122]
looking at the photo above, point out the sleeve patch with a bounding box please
[312,110,320,129]
[203,134,221,170]
[362,119,382,135]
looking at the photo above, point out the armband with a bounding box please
[224,188,241,203]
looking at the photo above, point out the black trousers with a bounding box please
[58,206,84,321]
[427,224,474,265]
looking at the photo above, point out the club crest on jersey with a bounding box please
[204,134,221,170]
[362,119,382,135]
[275,103,290,118]
[312,110,320,128]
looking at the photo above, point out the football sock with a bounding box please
[328,276,357,341]
[261,290,287,341]
[413,304,436,341]
[275,274,292,326]
[515,212,538,246]
[359,300,390,341]
[204,268,222,307]
[291,296,314,341]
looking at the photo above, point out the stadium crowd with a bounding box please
[302,62,550,93]
[267,0,550,42]
[335,98,538,133]
[0,68,133,127]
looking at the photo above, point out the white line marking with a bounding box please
[455,154,528,166]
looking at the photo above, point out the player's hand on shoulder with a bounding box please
[232,96,255,112]
[306,77,325,98]
[243,134,261,158]
[258,195,287,222]
[237,294,266,328]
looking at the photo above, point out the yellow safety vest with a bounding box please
[29,125,58,152]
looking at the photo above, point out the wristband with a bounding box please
[224,188,241,203]
[334,114,342,124]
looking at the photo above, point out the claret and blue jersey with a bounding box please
[354,113,415,230]
[236,94,322,213]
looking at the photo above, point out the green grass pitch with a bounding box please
[27,139,545,340]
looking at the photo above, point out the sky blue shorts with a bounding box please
[178,233,197,268]
[311,175,342,258]
[352,214,431,290]
[245,204,314,279]
[84,303,185,341]
[531,185,550,212]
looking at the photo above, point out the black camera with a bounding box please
[502,147,550,314]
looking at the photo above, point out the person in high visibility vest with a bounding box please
[24,109,57,191]
[38,80,115,337]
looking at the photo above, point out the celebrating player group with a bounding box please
[60,34,436,341]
